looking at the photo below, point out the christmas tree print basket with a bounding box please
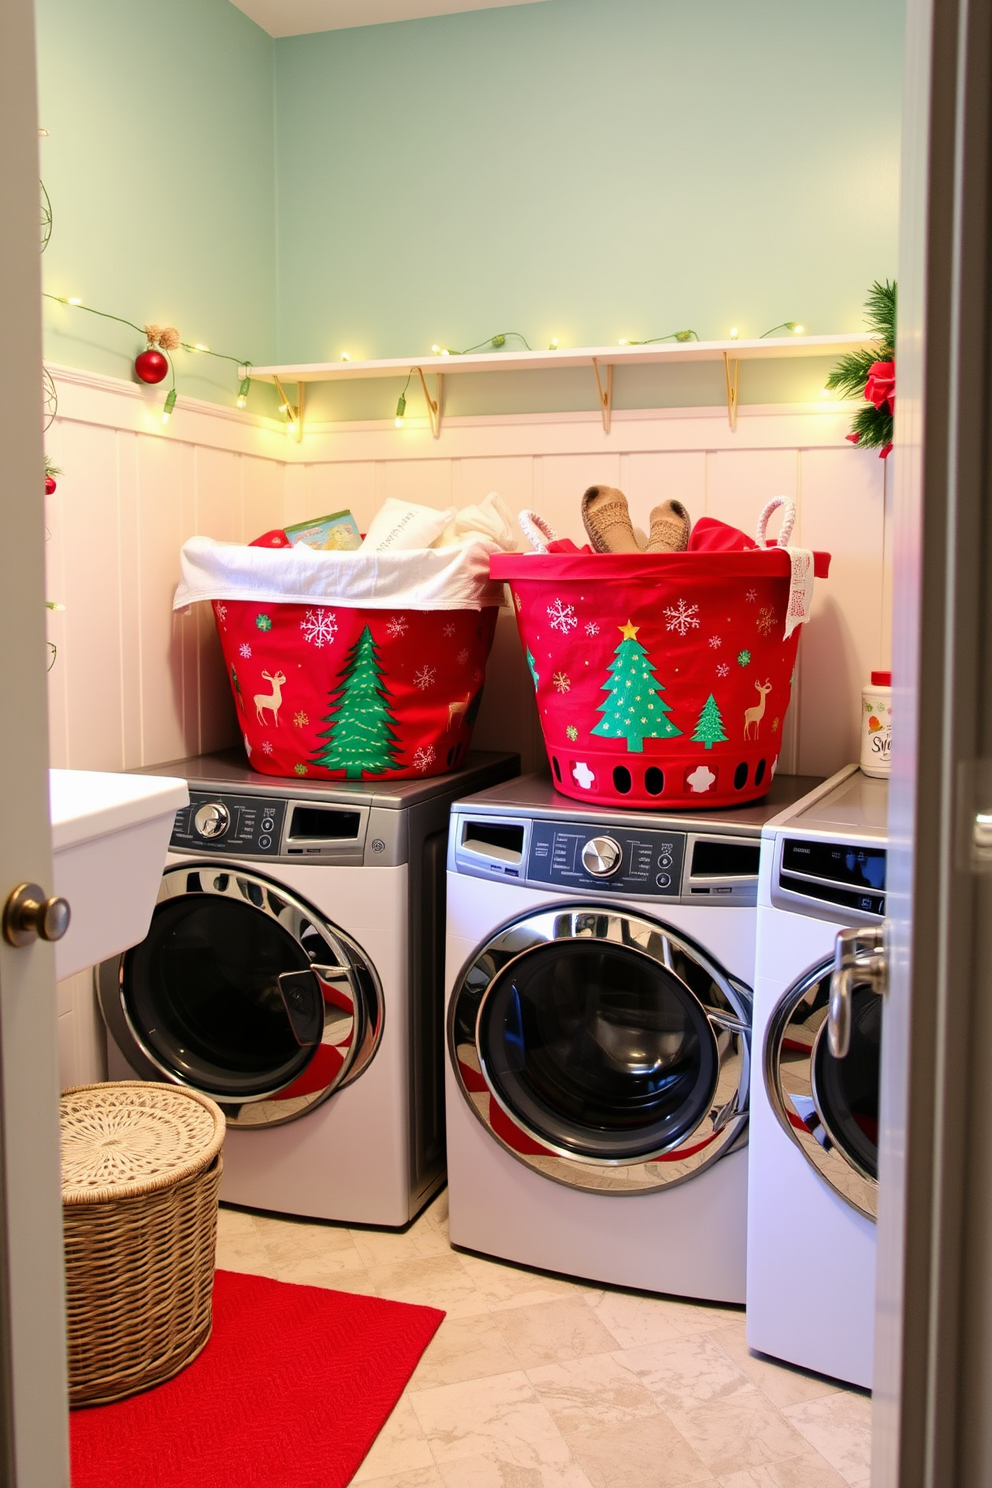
[491,540,830,810]
[175,536,503,781]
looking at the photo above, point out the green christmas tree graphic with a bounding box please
[311,625,400,778]
[591,621,682,752]
[692,693,728,749]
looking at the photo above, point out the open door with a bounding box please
[0,0,72,1482]
[873,0,992,1482]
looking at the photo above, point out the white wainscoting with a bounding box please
[45,366,889,782]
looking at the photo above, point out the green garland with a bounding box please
[826,280,896,452]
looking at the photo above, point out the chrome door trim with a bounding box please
[101,862,384,1129]
[765,957,877,1220]
[449,904,751,1195]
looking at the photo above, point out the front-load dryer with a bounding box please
[444,771,819,1304]
[747,764,886,1387]
[99,748,518,1227]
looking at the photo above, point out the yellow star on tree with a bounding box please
[619,620,639,640]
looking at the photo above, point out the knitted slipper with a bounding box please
[644,499,691,553]
[580,485,640,554]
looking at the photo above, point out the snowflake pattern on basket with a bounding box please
[300,609,338,648]
[261,741,273,756]
[585,621,600,637]
[553,671,571,693]
[294,763,308,775]
[413,745,436,772]
[215,603,227,623]
[737,649,752,666]
[239,642,252,659]
[566,724,579,741]
[547,599,578,634]
[413,665,436,690]
[756,607,777,637]
[293,710,309,727]
[708,635,722,649]
[457,648,469,665]
[386,615,409,640]
[745,588,758,603]
[663,599,700,636]
[442,622,456,638]
[716,663,730,678]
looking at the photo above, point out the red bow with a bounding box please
[865,359,895,414]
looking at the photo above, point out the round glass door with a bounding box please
[100,865,383,1129]
[765,958,879,1219]
[450,906,750,1194]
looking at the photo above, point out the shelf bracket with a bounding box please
[414,366,443,438]
[591,357,613,434]
[273,376,305,442]
[723,352,739,431]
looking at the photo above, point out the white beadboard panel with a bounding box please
[623,451,708,537]
[879,457,894,668]
[534,452,623,544]
[59,422,126,770]
[379,458,455,509]
[56,971,107,1090]
[451,456,535,515]
[44,419,69,769]
[117,432,144,770]
[704,447,800,536]
[135,434,189,767]
[288,459,379,532]
[793,447,887,777]
[241,452,286,543]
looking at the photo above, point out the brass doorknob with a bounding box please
[2,883,71,948]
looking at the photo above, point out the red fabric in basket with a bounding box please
[490,549,830,810]
[687,517,759,553]
[212,600,497,781]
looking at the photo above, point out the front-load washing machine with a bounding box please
[99,748,518,1227]
[444,771,820,1304]
[747,764,886,1387]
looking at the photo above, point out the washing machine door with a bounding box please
[98,863,383,1129]
[449,906,750,1194]
[765,956,879,1220]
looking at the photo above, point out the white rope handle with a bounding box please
[518,510,558,553]
[755,496,796,548]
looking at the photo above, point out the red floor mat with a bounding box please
[70,1269,444,1488]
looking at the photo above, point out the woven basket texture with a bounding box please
[61,1082,226,1408]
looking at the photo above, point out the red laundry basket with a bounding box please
[491,548,830,809]
[211,599,498,781]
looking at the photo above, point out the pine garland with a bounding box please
[826,280,896,454]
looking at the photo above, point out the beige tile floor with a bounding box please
[216,1191,872,1488]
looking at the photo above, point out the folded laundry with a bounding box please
[438,491,518,551]
[360,498,456,553]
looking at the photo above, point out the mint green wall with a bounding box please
[36,0,277,408]
[274,0,903,411]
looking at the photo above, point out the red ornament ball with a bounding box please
[134,349,168,385]
[45,475,56,495]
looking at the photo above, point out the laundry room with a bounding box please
[8,0,962,1482]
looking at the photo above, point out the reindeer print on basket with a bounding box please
[743,680,773,740]
[254,670,287,728]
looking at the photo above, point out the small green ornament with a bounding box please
[737,649,751,667]
[566,724,578,742]
[294,763,308,776]
[256,613,273,632]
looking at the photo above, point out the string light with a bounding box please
[237,374,251,409]
[341,352,350,361]
[618,330,698,346]
[394,370,413,428]
[549,337,559,350]
[67,296,82,306]
[193,342,210,352]
[760,321,804,337]
[729,327,739,340]
[161,388,177,425]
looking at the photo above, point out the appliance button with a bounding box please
[657,854,673,868]
[258,834,272,850]
[261,818,275,832]
[581,836,623,877]
[193,802,230,839]
[655,872,672,888]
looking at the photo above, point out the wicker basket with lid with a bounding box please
[61,1081,225,1408]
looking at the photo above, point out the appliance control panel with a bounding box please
[527,821,686,896]
[772,836,886,922]
[171,792,288,856]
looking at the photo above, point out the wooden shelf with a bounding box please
[244,333,871,440]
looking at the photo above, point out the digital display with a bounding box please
[782,839,886,892]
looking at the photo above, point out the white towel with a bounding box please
[173,535,506,612]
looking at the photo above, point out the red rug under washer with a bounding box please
[70,1269,444,1488]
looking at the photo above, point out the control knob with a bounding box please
[193,801,231,840]
[581,835,623,877]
